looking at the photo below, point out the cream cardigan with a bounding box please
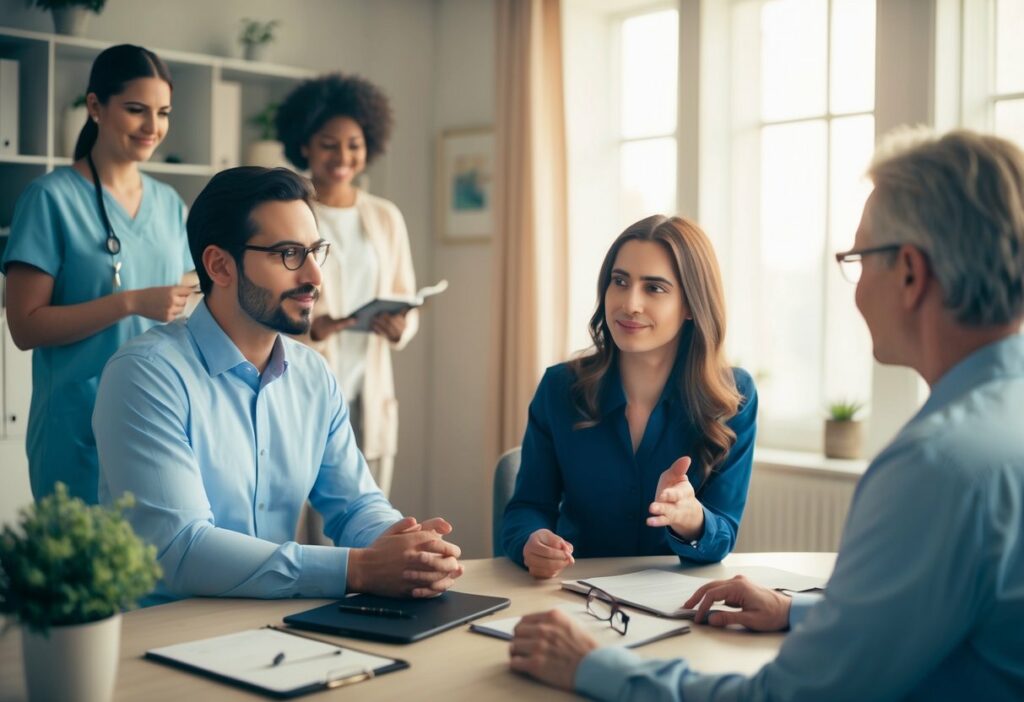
[313,190,418,479]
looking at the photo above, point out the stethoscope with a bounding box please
[86,151,124,288]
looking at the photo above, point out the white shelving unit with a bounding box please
[0,24,315,213]
[0,25,316,521]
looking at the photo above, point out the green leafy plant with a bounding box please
[0,483,161,634]
[26,0,106,11]
[239,18,280,47]
[827,399,864,422]
[248,102,279,141]
[71,93,87,109]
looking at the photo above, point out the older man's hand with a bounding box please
[684,575,792,631]
[509,609,598,690]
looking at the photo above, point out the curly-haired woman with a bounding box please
[276,74,416,501]
[501,215,757,578]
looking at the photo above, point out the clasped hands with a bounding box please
[510,576,793,690]
[522,456,704,580]
[347,516,464,598]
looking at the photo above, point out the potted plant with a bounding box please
[63,94,88,158]
[26,0,106,37]
[824,399,865,459]
[244,102,288,168]
[0,483,161,702]
[239,18,280,62]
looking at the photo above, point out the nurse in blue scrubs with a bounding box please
[501,215,758,578]
[1,44,196,504]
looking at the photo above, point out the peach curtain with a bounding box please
[489,0,569,462]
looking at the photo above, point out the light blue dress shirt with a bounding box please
[1,167,192,504]
[93,301,402,605]
[575,334,1024,701]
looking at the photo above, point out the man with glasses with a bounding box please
[94,167,463,604]
[510,130,1024,699]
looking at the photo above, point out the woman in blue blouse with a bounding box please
[1,45,195,504]
[501,215,757,578]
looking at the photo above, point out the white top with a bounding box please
[315,202,379,401]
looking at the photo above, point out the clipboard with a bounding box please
[145,625,408,699]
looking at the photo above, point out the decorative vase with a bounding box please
[243,43,269,62]
[824,419,863,459]
[51,7,92,36]
[244,139,287,168]
[63,105,89,158]
[22,613,121,702]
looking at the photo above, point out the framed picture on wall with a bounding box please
[437,127,494,243]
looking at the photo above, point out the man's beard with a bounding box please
[237,271,317,335]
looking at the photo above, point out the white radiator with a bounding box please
[734,453,861,553]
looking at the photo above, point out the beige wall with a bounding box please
[424,0,497,557]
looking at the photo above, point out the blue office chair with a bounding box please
[491,447,522,557]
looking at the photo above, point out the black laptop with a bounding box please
[282,591,510,644]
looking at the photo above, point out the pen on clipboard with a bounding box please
[270,648,343,667]
[337,604,416,619]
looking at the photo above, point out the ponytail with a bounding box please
[73,117,98,161]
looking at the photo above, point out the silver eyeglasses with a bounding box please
[586,586,630,635]
[834,243,902,283]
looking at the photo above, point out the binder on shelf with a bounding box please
[212,79,241,169]
[145,625,408,699]
[0,59,19,156]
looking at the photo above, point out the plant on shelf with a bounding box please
[827,399,863,423]
[239,17,281,61]
[26,0,107,36]
[0,482,160,701]
[824,399,865,459]
[248,102,279,142]
[244,102,288,169]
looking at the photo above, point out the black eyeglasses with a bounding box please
[834,244,902,283]
[243,242,331,271]
[586,587,630,635]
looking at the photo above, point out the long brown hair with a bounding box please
[568,215,741,479]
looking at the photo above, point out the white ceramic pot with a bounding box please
[243,43,269,62]
[244,139,288,168]
[51,7,92,36]
[22,613,121,702]
[63,105,89,159]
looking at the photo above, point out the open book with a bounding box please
[346,280,449,332]
[562,567,826,619]
[470,605,689,649]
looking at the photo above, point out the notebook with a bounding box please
[346,280,448,331]
[562,567,826,619]
[470,605,690,649]
[145,626,407,699]
[283,591,510,644]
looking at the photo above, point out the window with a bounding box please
[993,0,1024,144]
[618,9,679,227]
[728,0,877,450]
[563,2,680,353]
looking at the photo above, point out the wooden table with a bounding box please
[0,553,835,701]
